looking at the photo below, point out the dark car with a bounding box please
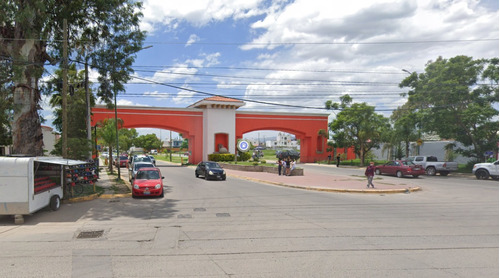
[132,167,164,198]
[195,161,226,180]
[375,160,425,178]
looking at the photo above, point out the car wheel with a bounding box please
[375,169,381,175]
[426,167,436,176]
[159,189,164,198]
[50,195,61,211]
[396,171,403,178]
[195,171,199,178]
[205,172,209,180]
[475,169,490,180]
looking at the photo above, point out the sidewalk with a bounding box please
[225,164,422,194]
[65,162,131,203]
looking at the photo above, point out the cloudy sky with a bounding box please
[42,0,499,140]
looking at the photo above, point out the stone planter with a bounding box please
[220,163,304,176]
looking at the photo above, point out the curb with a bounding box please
[227,173,421,194]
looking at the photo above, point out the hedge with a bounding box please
[208,151,252,162]
[208,153,235,162]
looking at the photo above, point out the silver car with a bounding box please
[129,162,154,182]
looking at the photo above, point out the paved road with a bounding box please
[0,161,497,277]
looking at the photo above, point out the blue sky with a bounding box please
[41,0,499,141]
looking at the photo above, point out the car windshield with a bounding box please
[136,170,160,180]
[119,156,128,160]
[401,161,416,166]
[135,156,152,163]
[205,162,221,169]
[135,163,153,170]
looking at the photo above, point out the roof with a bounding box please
[188,96,245,109]
[203,96,243,103]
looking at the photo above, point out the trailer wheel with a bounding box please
[50,195,61,211]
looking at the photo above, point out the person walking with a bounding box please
[365,161,375,188]
[277,158,282,176]
[336,154,341,167]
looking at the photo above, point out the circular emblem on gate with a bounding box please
[237,140,250,152]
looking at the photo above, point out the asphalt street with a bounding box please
[0,161,497,277]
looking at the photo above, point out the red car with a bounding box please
[375,160,425,178]
[114,155,129,168]
[132,167,164,197]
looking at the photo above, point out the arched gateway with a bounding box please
[91,96,329,164]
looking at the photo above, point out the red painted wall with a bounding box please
[235,112,330,163]
[92,106,203,164]
[92,107,330,164]
[214,133,228,152]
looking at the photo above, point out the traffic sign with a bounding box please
[237,140,250,152]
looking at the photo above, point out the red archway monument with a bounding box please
[92,97,329,164]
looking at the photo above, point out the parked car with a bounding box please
[405,156,458,176]
[150,149,158,155]
[472,160,499,180]
[128,155,153,171]
[101,152,109,159]
[148,155,156,166]
[132,167,164,198]
[375,160,425,178]
[195,161,226,180]
[113,155,129,168]
[129,162,155,182]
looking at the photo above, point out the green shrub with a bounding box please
[237,151,251,161]
[208,153,235,162]
[260,160,266,164]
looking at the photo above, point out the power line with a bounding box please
[144,38,498,46]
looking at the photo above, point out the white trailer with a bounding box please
[0,156,87,224]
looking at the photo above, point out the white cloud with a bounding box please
[141,0,266,33]
[151,64,199,83]
[186,34,200,46]
[172,89,196,105]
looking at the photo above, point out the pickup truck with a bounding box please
[472,160,499,180]
[405,156,458,176]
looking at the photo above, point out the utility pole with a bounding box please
[115,90,120,180]
[62,19,68,158]
[85,57,92,160]
[169,130,172,162]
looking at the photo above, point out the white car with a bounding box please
[472,160,499,180]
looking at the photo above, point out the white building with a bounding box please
[41,126,58,155]
[266,132,298,149]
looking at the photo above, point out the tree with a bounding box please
[390,105,420,158]
[326,95,390,166]
[97,118,123,173]
[0,1,146,155]
[0,58,13,147]
[134,134,163,152]
[400,56,499,161]
[46,64,94,159]
[119,128,138,152]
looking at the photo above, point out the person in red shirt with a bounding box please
[365,161,375,188]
